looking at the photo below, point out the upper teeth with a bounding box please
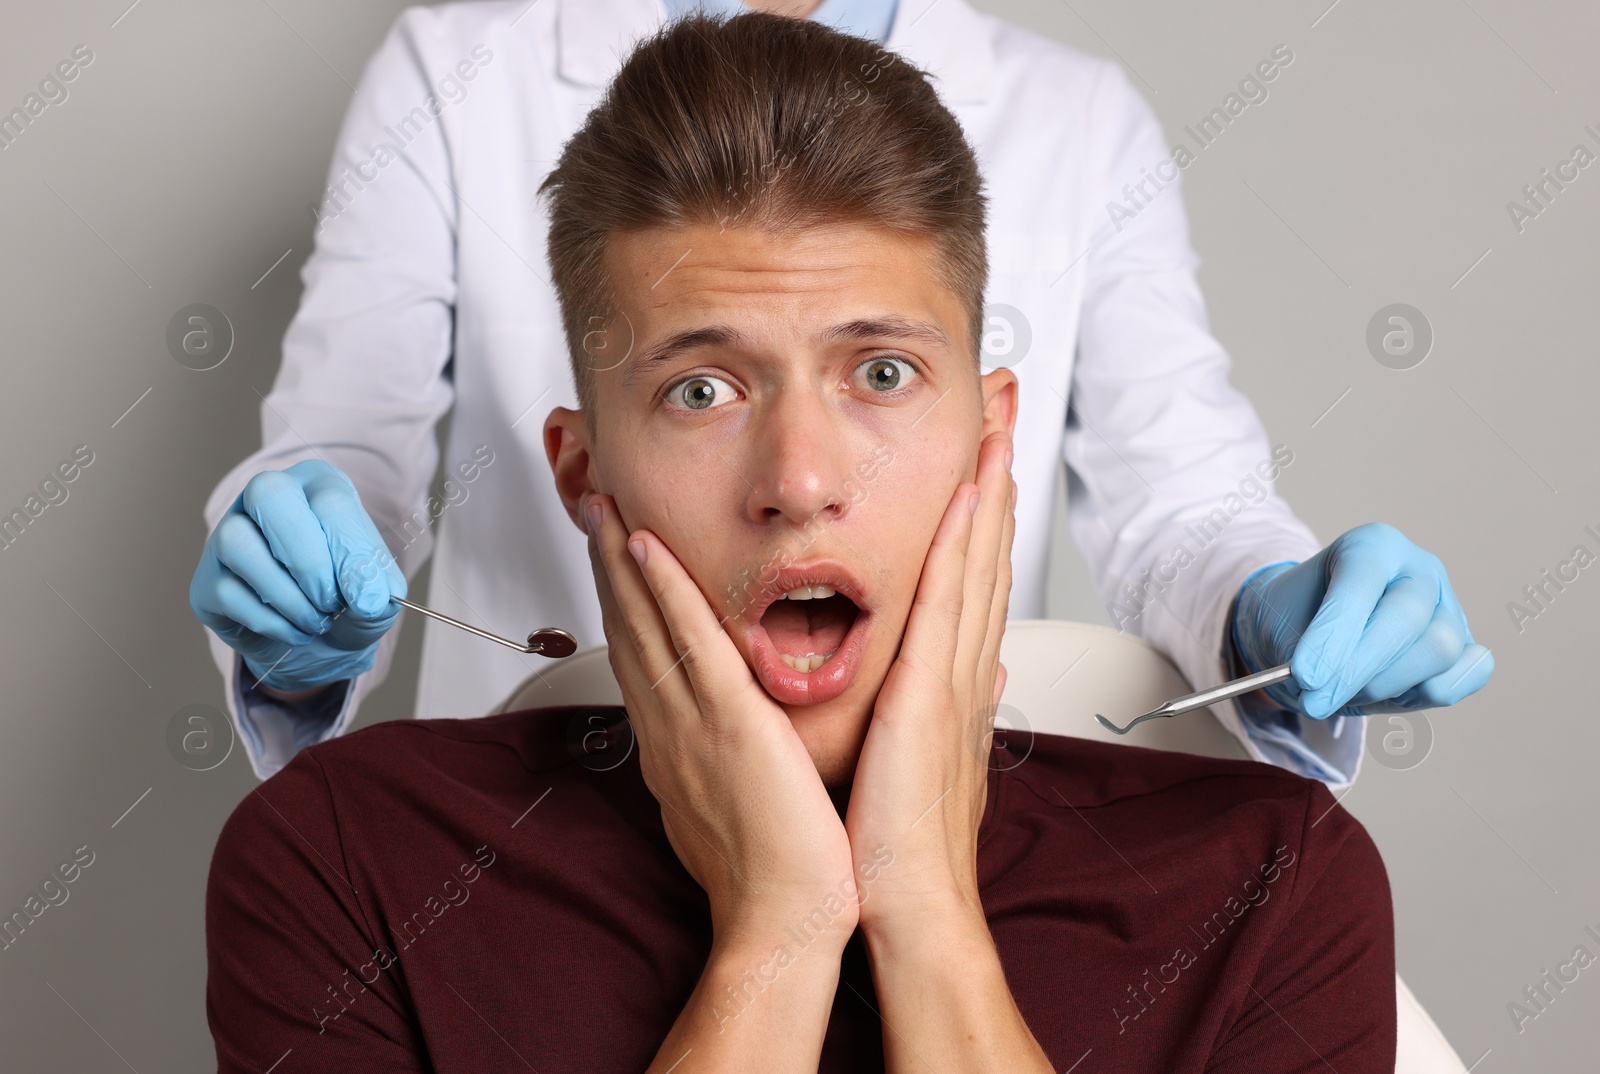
[781,585,836,600]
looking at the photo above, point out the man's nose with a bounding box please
[743,388,854,529]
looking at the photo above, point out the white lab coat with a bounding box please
[204,0,1352,784]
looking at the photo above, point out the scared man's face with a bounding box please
[546,221,1016,787]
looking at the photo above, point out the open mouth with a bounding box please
[762,585,859,672]
[742,566,871,706]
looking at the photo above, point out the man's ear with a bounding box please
[543,406,599,533]
[980,368,1019,441]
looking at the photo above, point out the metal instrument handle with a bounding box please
[391,596,576,658]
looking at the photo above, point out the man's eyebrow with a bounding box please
[621,317,952,387]
[821,317,951,350]
[622,325,749,387]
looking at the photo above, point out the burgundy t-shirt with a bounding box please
[206,706,1395,1073]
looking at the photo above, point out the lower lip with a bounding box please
[746,607,871,707]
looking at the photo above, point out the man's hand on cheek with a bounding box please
[843,432,1015,937]
[582,493,858,950]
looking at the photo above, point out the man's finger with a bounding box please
[901,479,978,676]
[960,435,1011,673]
[626,527,760,713]
[582,492,668,704]
[979,473,1015,683]
[584,506,652,704]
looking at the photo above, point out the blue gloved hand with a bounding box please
[189,460,406,694]
[1231,522,1493,719]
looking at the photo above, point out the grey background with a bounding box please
[0,0,1592,1068]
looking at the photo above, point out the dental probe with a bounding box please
[1094,663,1294,735]
[390,595,579,658]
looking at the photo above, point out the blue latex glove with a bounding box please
[1231,522,1493,719]
[189,460,406,693]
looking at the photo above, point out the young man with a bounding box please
[206,15,1394,1073]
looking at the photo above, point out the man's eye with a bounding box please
[855,355,918,393]
[666,375,737,411]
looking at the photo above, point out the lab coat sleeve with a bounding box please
[1064,61,1363,789]
[200,9,461,781]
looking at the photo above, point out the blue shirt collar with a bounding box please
[660,0,898,44]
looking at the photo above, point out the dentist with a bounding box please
[189,0,1491,781]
